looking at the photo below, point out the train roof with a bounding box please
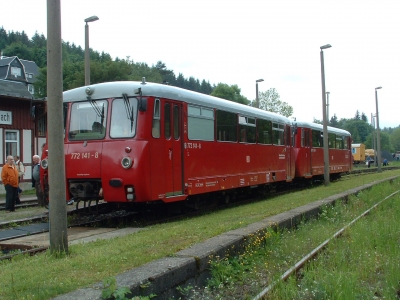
[63,81,291,125]
[295,120,351,136]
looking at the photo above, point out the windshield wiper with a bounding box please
[89,99,105,133]
[122,93,134,131]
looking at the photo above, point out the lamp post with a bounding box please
[84,15,99,86]
[371,113,376,167]
[326,91,330,123]
[375,86,382,172]
[255,79,264,108]
[320,44,332,186]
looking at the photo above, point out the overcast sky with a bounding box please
[2,0,399,128]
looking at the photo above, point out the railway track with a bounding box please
[252,189,400,299]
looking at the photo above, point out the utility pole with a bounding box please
[47,0,68,253]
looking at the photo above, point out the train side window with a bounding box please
[311,130,322,147]
[152,98,160,138]
[328,133,336,149]
[301,128,305,147]
[272,123,284,145]
[239,116,256,143]
[257,119,272,145]
[344,136,349,149]
[188,105,214,141]
[173,105,180,140]
[216,110,237,142]
[164,103,171,139]
[336,135,344,149]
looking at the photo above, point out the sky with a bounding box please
[2,0,399,128]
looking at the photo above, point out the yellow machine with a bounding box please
[351,143,365,164]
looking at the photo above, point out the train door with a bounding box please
[285,125,293,181]
[163,101,183,197]
[303,128,311,176]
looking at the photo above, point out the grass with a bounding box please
[0,169,399,299]
[194,178,400,299]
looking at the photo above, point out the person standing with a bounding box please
[1,155,19,212]
[14,155,25,204]
[32,155,45,207]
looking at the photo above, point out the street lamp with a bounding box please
[326,91,330,122]
[84,15,99,86]
[375,86,382,172]
[320,44,331,186]
[255,79,264,108]
[371,113,376,167]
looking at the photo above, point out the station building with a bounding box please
[0,55,46,193]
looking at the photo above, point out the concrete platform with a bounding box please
[0,226,145,248]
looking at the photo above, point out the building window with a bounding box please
[28,84,34,94]
[11,67,21,77]
[5,130,19,158]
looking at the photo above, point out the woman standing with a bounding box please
[1,156,19,212]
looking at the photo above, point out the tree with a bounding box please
[3,42,32,60]
[343,119,372,143]
[211,83,249,105]
[361,112,368,122]
[154,61,176,85]
[390,127,400,151]
[257,88,293,117]
[329,114,339,127]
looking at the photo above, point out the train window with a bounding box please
[173,105,180,140]
[110,98,137,138]
[188,105,214,141]
[272,123,284,145]
[336,136,343,149]
[152,99,160,138]
[344,136,349,149]
[311,130,322,147]
[305,130,310,147]
[257,119,272,145]
[301,129,311,147]
[69,100,108,140]
[328,133,336,149]
[216,110,237,142]
[164,103,171,139]
[239,116,256,143]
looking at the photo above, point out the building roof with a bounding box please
[0,56,39,83]
[0,79,33,99]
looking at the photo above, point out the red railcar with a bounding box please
[293,121,352,181]
[40,80,297,205]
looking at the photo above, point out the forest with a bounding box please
[1,27,399,154]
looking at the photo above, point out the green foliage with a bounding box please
[211,83,250,105]
[102,277,131,300]
[390,127,400,151]
[257,88,293,117]
[342,119,372,143]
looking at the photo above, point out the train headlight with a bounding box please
[41,158,48,169]
[121,157,133,169]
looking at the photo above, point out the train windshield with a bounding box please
[68,100,108,141]
[110,97,138,138]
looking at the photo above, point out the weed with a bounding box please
[102,277,131,300]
